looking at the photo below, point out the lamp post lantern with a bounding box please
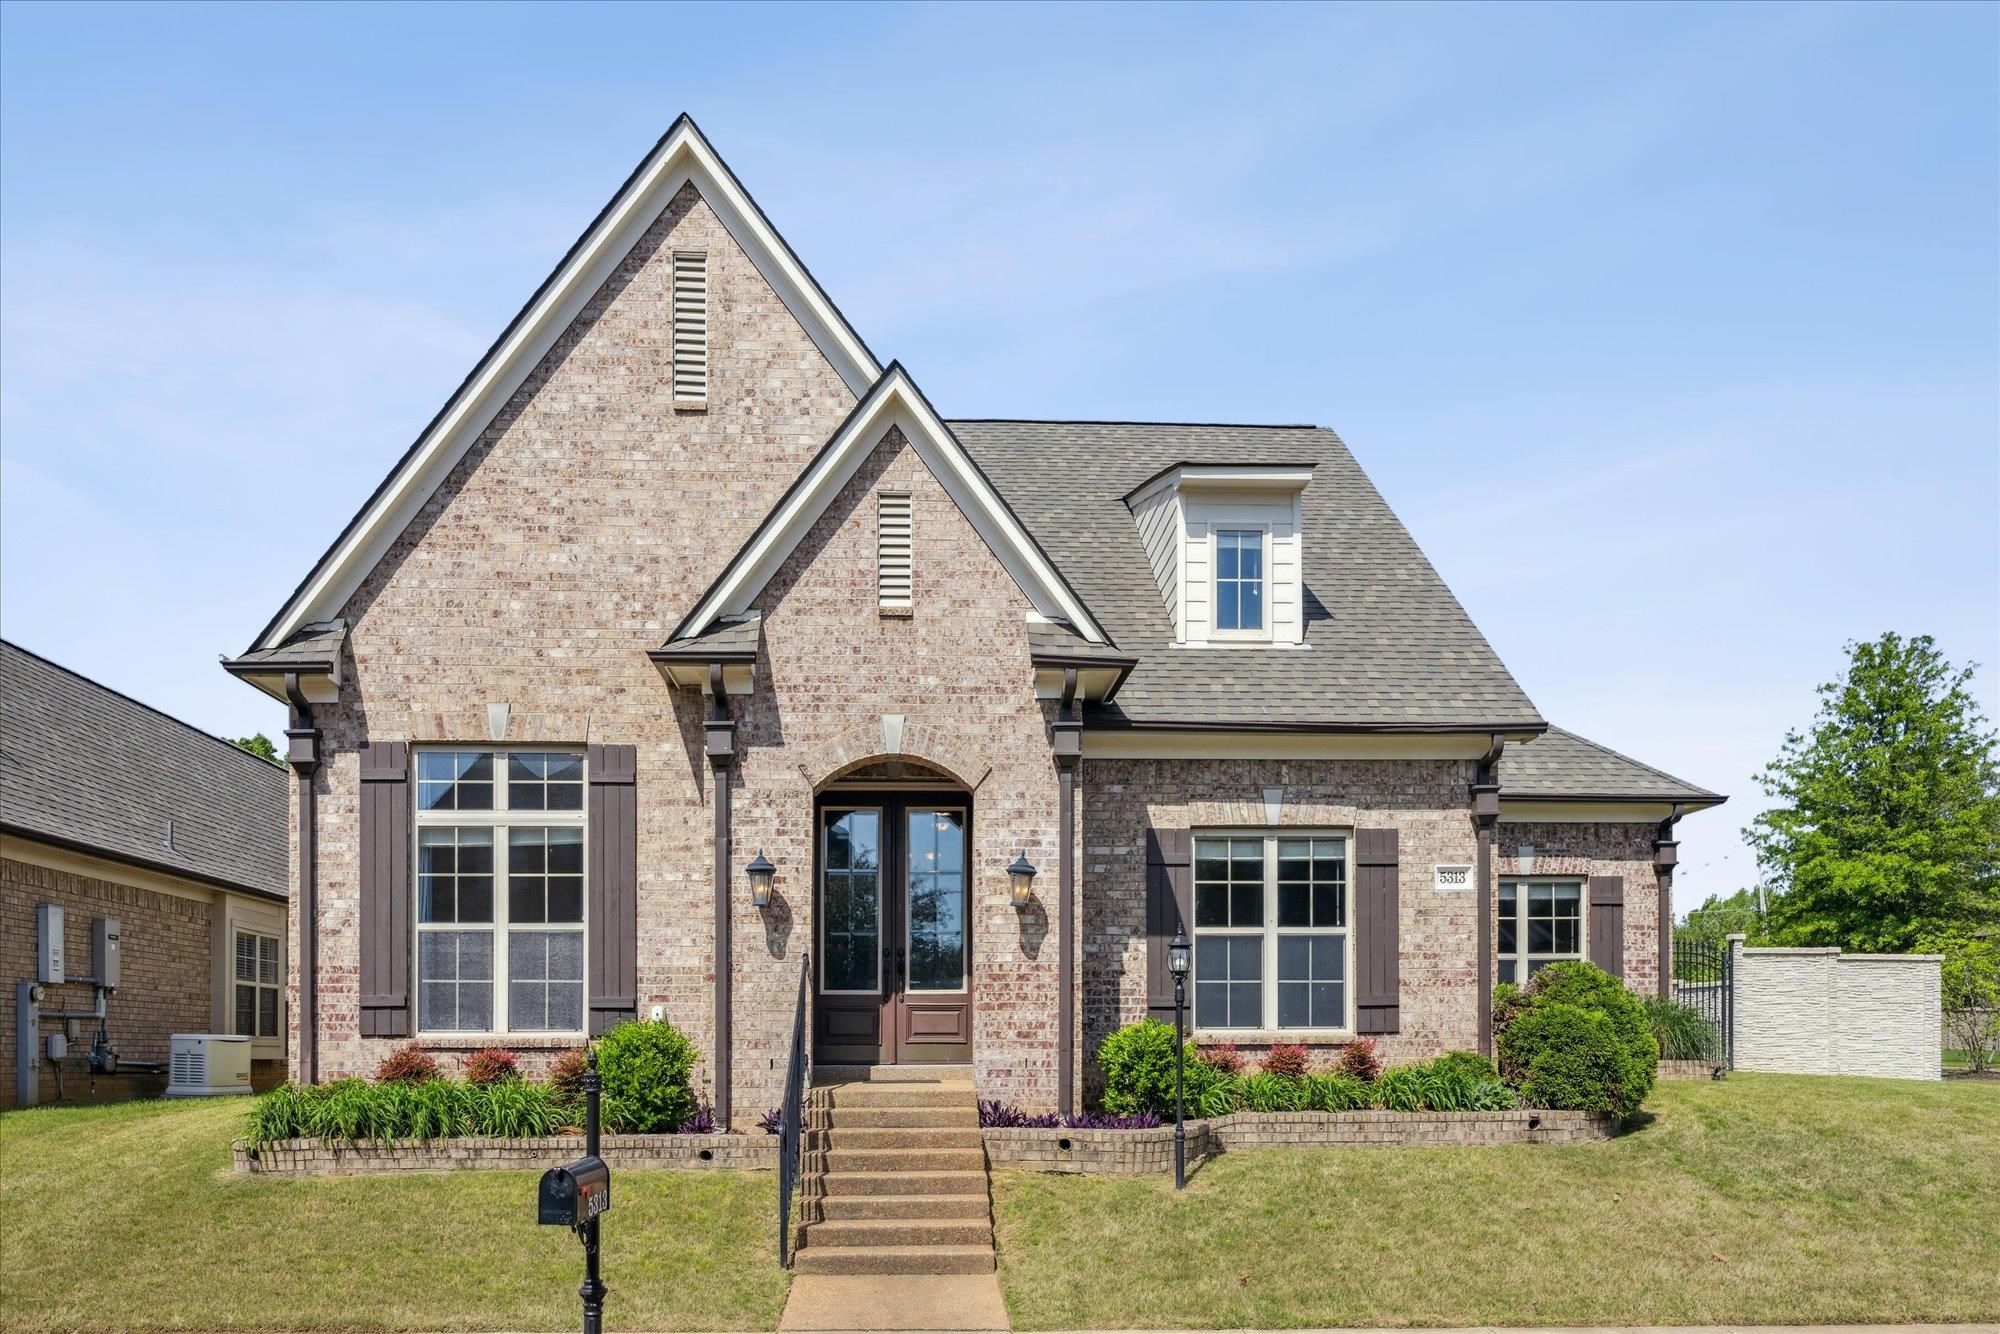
[1167,929,1192,1189]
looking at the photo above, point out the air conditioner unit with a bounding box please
[165,1034,254,1097]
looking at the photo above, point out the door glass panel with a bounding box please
[822,810,881,992]
[906,809,966,991]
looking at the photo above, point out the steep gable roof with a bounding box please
[251,115,882,652]
[2,641,289,898]
[669,365,1111,646]
[953,420,1544,731]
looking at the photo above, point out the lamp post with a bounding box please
[579,1050,607,1334]
[1167,929,1192,1190]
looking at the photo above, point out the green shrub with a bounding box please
[1098,1020,1186,1116]
[1495,960,1657,1118]
[1467,1078,1518,1111]
[1239,1071,1309,1112]
[596,1019,699,1133]
[1301,1072,1370,1111]
[405,1077,476,1140]
[1641,996,1721,1061]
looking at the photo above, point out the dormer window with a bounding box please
[1125,464,1312,647]
[1214,529,1266,634]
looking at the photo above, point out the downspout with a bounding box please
[1473,733,1504,1059]
[1654,804,1685,1000]
[705,662,737,1130]
[282,672,322,1086]
[1053,668,1082,1118]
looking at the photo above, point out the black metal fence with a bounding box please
[1670,937,1734,1067]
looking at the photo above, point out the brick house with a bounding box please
[224,118,1723,1126]
[3,641,288,1105]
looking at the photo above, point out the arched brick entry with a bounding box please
[795,715,993,794]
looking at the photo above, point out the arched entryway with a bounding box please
[814,759,973,1065]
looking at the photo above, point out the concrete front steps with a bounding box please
[796,1066,995,1276]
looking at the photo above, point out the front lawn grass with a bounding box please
[994,1072,2000,1329]
[0,1097,787,1332]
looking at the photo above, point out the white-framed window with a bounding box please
[1212,528,1267,633]
[233,930,281,1039]
[414,748,586,1035]
[1193,832,1349,1031]
[1497,878,1584,984]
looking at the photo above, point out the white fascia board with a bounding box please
[1498,800,1681,824]
[258,120,881,650]
[681,368,1109,643]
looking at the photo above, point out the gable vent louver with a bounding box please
[877,492,913,610]
[672,251,708,407]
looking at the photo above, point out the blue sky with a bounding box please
[3,1,1995,913]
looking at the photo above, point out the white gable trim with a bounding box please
[676,365,1109,644]
[255,116,882,650]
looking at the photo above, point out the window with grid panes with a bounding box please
[1194,833,1350,1031]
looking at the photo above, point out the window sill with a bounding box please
[1193,1029,1359,1045]
[878,604,913,619]
[412,1034,586,1050]
[672,399,708,414]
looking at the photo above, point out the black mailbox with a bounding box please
[538,1155,611,1228]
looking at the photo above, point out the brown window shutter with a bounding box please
[1144,827,1192,1025]
[358,742,411,1038]
[1589,875,1626,979]
[1354,828,1400,1033]
[587,744,639,1035]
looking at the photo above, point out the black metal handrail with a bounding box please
[777,952,812,1269]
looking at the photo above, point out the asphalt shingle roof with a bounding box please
[951,421,1545,730]
[1499,726,1723,804]
[2,641,289,897]
[657,613,763,658]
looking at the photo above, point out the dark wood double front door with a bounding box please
[814,792,973,1064]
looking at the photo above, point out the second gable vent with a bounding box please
[672,251,708,406]
[877,493,913,610]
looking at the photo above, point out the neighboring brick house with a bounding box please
[2,641,288,1105]
[224,117,1723,1123]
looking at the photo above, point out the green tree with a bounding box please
[1920,929,1999,1072]
[232,733,282,765]
[1748,633,2000,952]
[1676,888,1767,951]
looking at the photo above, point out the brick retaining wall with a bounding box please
[234,1132,776,1177]
[1657,1059,1726,1081]
[984,1108,1617,1175]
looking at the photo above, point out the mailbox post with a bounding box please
[538,1050,610,1334]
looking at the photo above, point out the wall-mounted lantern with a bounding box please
[745,853,776,909]
[1007,852,1037,909]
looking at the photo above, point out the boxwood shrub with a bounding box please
[1495,960,1658,1118]
[596,1018,700,1133]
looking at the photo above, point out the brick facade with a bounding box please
[1082,757,1484,1072]
[1497,821,1662,996]
[1,854,209,1106]
[291,173,1679,1122]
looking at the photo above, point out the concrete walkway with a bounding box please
[778,1273,1011,1332]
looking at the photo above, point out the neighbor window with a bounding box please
[1193,833,1348,1031]
[233,930,281,1039]
[1214,529,1265,632]
[415,748,586,1034]
[1497,879,1583,984]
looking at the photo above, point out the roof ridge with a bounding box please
[948,418,1325,429]
[1,639,287,775]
